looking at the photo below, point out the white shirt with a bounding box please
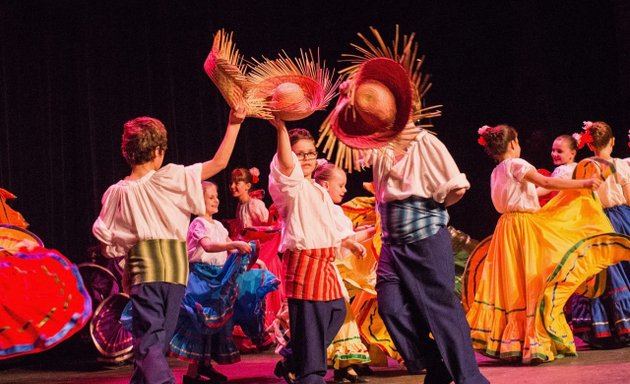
[268,152,343,252]
[93,163,204,258]
[360,130,470,203]
[491,158,540,214]
[596,158,630,208]
[187,217,229,265]
[551,163,577,180]
[236,198,269,231]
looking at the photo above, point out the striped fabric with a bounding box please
[379,196,449,245]
[126,239,188,287]
[282,247,344,301]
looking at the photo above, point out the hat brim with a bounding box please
[330,58,412,149]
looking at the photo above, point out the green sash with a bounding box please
[126,239,188,287]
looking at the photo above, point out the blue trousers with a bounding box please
[288,298,346,384]
[376,227,488,384]
[130,282,185,384]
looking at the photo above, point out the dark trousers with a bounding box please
[376,227,488,384]
[130,282,185,384]
[288,298,346,384]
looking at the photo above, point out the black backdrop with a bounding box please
[2,0,630,262]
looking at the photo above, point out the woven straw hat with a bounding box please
[317,26,442,172]
[326,57,412,149]
[247,50,338,121]
[203,30,272,119]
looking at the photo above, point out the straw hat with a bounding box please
[247,50,338,121]
[317,26,442,172]
[203,30,272,119]
[326,57,412,149]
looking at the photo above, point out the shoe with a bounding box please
[352,364,374,376]
[274,360,297,384]
[197,365,227,383]
[333,367,368,383]
[423,362,453,384]
[182,375,211,384]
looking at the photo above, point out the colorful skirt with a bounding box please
[0,244,92,360]
[327,299,371,369]
[464,189,630,363]
[168,253,246,365]
[571,204,630,348]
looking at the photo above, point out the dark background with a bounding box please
[2,0,630,262]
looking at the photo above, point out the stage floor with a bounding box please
[2,342,630,384]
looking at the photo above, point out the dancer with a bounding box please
[268,123,346,384]
[467,123,629,363]
[229,167,272,234]
[313,161,372,383]
[170,181,267,384]
[537,134,578,203]
[92,107,245,384]
[571,121,630,348]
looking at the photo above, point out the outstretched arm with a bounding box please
[270,116,294,176]
[201,106,246,180]
[524,169,602,190]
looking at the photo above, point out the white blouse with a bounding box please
[491,158,540,214]
[268,152,343,252]
[596,158,630,208]
[187,217,229,265]
[551,163,577,179]
[360,130,470,204]
[236,198,269,231]
[93,163,204,258]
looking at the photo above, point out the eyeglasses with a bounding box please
[295,151,317,160]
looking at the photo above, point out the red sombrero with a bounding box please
[318,26,443,172]
[327,57,412,149]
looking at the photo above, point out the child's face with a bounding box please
[551,138,576,166]
[323,169,347,204]
[292,139,317,179]
[229,180,250,199]
[204,185,220,216]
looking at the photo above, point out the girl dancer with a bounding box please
[570,121,630,348]
[467,123,629,363]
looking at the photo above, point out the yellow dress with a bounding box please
[464,158,630,363]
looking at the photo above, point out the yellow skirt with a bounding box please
[327,299,371,369]
[465,189,630,363]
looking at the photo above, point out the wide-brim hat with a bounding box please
[203,30,272,119]
[247,50,338,121]
[326,57,412,149]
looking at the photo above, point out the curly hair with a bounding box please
[479,124,518,160]
[587,121,613,149]
[121,116,168,166]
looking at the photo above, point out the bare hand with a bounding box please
[350,241,367,259]
[269,115,287,131]
[231,240,252,254]
[229,104,247,125]
[586,177,602,191]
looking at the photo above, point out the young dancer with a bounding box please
[229,167,271,233]
[313,161,372,383]
[468,123,625,363]
[92,107,245,384]
[170,181,254,384]
[570,121,630,348]
[268,122,346,384]
[537,134,579,202]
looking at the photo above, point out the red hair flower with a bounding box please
[249,167,260,184]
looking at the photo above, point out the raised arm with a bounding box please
[201,106,246,180]
[269,116,295,176]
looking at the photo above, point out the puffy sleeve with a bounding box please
[417,133,471,204]
[248,199,270,226]
[268,152,305,218]
[510,158,535,182]
[152,163,205,216]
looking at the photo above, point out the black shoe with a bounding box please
[274,360,297,384]
[197,365,227,383]
[424,362,453,384]
[334,367,368,383]
[183,375,211,384]
[352,364,374,376]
